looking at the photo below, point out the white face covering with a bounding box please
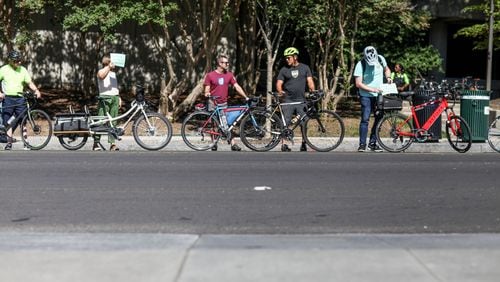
[364,46,378,66]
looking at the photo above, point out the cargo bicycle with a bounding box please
[53,86,173,151]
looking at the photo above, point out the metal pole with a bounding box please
[486,0,494,91]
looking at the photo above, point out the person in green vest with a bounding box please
[390,63,410,92]
[0,50,41,150]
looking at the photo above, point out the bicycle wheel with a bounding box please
[57,134,88,150]
[21,109,53,150]
[239,111,282,152]
[181,111,221,151]
[303,110,345,152]
[487,117,500,153]
[446,115,472,153]
[375,112,414,152]
[132,112,173,151]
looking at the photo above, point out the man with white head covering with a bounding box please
[353,46,392,152]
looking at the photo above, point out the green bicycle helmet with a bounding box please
[283,47,299,57]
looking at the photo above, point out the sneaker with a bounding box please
[4,143,12,150]
[231,144,242,151]
[368,143,383,152]
[211,144,218,151]
[357,144,367,152]
[92,143,102,151]
[110,144,120,151]
[281,144,291,152]
[300,141,307,152]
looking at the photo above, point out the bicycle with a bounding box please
[54,86,173,151]
[239,90,345,152]
[0,90,52,150]
[487,115,500,153]
[375,88,472,153]
[181,96,263,151]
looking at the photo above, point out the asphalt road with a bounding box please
[0,151,499,233]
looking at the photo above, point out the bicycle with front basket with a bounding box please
[0,90,52,150]
[375,85,472,153]
[239,90,345,152]
[181,96,263,151]
[54,86,172,151]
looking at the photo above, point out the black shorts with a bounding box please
[2,96,26,127]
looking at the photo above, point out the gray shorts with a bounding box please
[282,101,306,125]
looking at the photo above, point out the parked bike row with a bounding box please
[1,86,498,153]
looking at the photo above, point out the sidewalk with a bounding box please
[4,135,496,153]
[1,232,499,282]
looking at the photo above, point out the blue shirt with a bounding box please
[353,55,387,97]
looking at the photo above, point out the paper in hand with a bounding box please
[110,53,126,67]
[380,83,398,95]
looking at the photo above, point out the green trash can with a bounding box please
[460,90,491,142]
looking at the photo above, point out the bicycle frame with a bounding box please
[199,98,252,139]
[88,100,149,134]
[397,96,455,138]
[267,93,319,133]
[272,100,306,129]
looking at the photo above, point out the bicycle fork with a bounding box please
[445,110,463,137]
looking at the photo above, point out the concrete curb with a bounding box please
[3,135,496,153]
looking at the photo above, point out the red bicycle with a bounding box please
[375,90,472,153]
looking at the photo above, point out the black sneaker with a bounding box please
[300,142,307,152]
[231,144,242,151]
[357,144,367,152]
[4,143,12,150]
[281,144,291,152]
[211,144,218,151]
[368,143,383,152]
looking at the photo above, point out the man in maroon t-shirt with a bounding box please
[203,54,248,151]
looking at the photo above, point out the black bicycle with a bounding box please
[239,90,345,152]
[0,90,53,150]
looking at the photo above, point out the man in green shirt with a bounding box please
[0,50,41,150]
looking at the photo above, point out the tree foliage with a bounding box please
[285,0,440,110]
[455,0,500,50]
[0,0,46,50]
[6,0,445,117]
[357,0,442,81]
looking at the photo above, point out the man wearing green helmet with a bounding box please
[0,50,41,150]
[276,47,315,152]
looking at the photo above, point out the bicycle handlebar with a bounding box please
[268,90,324,102]
[17,90,37,101]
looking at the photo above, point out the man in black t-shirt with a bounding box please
[276,47,315,152]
